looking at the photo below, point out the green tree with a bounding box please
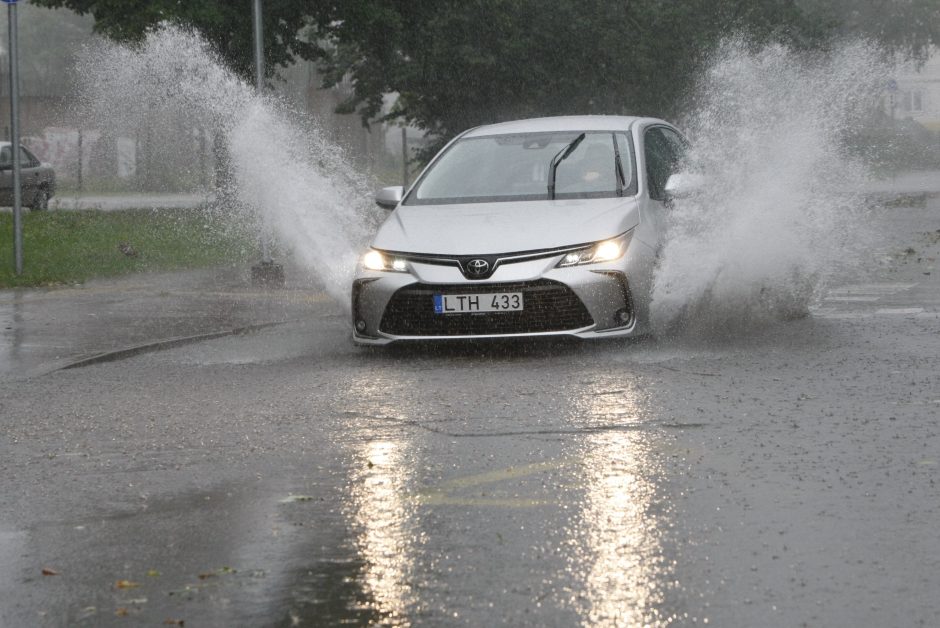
[30,0,322,80]
[312,0,842,157]
[31,0,940,159]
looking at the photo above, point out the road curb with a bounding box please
[56,320,294,371]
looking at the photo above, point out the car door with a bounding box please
[0,146,12,207]
[638,125,686,254]
[0,146,43,206]
[19,146,40,201]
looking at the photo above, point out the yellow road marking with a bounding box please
[412,459,573,508]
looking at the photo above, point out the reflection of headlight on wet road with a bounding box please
[350,439,413,621]
[573,379,672,627]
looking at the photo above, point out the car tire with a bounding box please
[30,188,50,211]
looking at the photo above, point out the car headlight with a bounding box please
[362,249,408,272]
[556,232,631,268]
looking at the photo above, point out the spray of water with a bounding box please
[76,28,893,336]
[651,39,890,336]
[74,26,381,302]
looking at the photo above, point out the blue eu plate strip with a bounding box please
[433,295,444,314]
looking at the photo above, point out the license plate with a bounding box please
[433,292,524,314]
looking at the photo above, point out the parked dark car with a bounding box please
[0,142,56,210]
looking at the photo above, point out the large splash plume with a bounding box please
[651,39,891,335]
[74,26,380,301]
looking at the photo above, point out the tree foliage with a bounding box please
[30,0,322,80]
[314,0,832,157]
[31,0,940,158]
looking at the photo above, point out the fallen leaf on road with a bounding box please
[77,606,96,620]
[41,568,59,576]
[146,569,161,577]
[163,620,185,626]
[115,580,140,589]
[115,607,129,617]
[278,495,313,503]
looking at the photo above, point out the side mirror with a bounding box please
[375,186,404,210]
[664,173,705,200]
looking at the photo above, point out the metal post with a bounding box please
[198,128,207,190]
[401,126,409,188]
[253,0,264,93]
[248,0,283,287]
[8,1,23,275]
[253,0,270,264]
[76,129,83,192]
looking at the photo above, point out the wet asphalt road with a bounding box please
[1,200,939,627]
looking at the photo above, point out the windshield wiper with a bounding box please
[547,133,585,200]
[612,132,625,197]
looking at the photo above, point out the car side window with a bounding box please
[20,147,37,168]
[644,128,672,201]
[0,146,11,168]
[660,128,688,171]
[644,127,686,201]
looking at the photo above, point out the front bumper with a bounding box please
[350,245,653,345]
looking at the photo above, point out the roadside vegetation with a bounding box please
[0,208,254,288]
[32,1,940,164]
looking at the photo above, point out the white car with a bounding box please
[352,115,689,344]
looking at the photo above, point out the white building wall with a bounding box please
[895,49,940,131]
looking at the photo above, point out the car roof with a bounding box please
[461,115,666,138]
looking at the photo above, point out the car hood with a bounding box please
[372,197,640,255]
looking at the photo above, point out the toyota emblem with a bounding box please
[466,259,490,276]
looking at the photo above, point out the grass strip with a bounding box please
[0,207,255,288]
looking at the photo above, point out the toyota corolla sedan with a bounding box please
[352,115,689,345]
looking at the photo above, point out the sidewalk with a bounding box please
[49,192,212,211]
[42,173,940,211]
[864,170,940,195]
[0,266,338,380]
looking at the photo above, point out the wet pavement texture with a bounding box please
[1,198,939,627]
[0,266,329,378]
[47,193,210,212]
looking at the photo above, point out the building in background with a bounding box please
[0,4,409,193]
[892,48,940,132]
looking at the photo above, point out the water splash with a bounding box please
[74,25,380,302]
[651,39,890,335]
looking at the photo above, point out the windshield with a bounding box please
[405,131,635,205]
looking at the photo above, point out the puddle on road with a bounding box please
[0,528,29,608]
[308,368,693,626]
[138,320,347,367]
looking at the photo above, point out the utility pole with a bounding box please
[77,129,83,192]
[401,126,409,188]
[5,0,22,275]
[249,0,284,287]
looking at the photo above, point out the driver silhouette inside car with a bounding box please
[577,144,613,189]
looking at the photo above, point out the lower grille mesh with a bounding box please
[379,280,593,336]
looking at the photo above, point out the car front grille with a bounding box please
[379,280,594,336]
